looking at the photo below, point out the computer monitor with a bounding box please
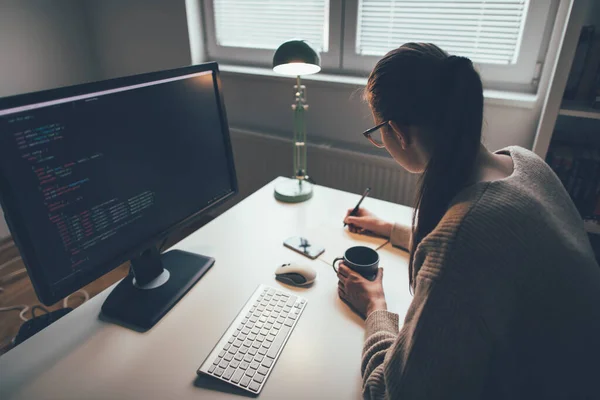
[0,63,238,330]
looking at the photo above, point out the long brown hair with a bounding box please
[365,43,483,291]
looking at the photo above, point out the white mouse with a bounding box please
[275,263,317,286]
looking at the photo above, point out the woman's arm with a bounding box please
[389,222,411,250]
[361,273,491,400]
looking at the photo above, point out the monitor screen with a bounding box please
[0,64,237,303]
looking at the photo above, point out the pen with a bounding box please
[344,187,371,227]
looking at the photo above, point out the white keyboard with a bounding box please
[197,284,307,394]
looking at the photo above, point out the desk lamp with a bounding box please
[272,39,321,202]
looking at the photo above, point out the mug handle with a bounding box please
[332,257,344,274]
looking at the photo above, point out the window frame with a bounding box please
[341,0,554,90]
[202,0,343,70]
[201,0,557,91]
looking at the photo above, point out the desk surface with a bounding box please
[0,177,414,400]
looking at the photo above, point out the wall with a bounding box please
[82,0,192,80]
[0,0,97,97]
[0,0,99,239]
[219,72,538,155]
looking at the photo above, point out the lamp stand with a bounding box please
[274,75,313,203]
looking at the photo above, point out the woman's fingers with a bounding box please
[337,263,350,278]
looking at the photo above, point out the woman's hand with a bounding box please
[337,263,387,319]
[344,208,393,238]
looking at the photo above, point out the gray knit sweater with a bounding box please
[362,146,600,399]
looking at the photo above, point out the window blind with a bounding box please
[213,0,330,52]
[356,0,528,64]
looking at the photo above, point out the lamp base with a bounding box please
[274,178,313,203]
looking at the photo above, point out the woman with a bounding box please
[337,43,600,399]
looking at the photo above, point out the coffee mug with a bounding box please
[332,246,379,281]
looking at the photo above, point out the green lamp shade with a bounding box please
[273,40,321,76]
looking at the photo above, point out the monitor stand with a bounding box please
[101,247,214,331]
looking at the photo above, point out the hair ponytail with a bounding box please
[365,45,484,292]
[407,55,483,289]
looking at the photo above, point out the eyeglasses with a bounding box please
[362,121,389,148]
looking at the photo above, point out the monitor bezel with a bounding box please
[0,62,238,305]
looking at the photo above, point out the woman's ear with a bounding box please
[389,121,411,150]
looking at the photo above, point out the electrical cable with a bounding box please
[63,289,90,309]
[0,304,29,322]
[31,304,50,318]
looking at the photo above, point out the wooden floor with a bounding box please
[0,216,212,356]
[0,238,129,355]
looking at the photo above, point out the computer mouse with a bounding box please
[275,263,316,286]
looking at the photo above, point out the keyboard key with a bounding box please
[228,336,235,344]
[273,322,282,329]
[208,365,215,373]
[257,366,269,376]
[256,335,265,343]
[240,375,251,387]
[227,346,236,355]
[267,325,291,359]
[214,367,225,377]
[251,327,260,334]
[266,306,274,312]
[224,353,233,361]
[230,359,240,369]
[249,380,261,392]
[259,316,267,323]
[274,306,283,313]
[239,361,249,370]
[244,354,253,362]
[223,367,236,380]
[224,343,231,351]
[285,295,297,308]
[218,350,226,358]
[242,327,250,335]
[239,346,248,355]
[266,334,276,342]
[248,333,257,341]
[219,359,229,369]
[238,333,247,341]
[253,373,265,383]
[258,346,267,356]
[264,323,273,330]
[234,353,244,361]
[255,354,264,363]
[255,322,264,329]
[263,341,271,349]
[231,368,244,384]
[247,322,255,329]
[250,360,260,370]
[252,341,261,348]
[245,368,255,377]
[283,306,292,313]
[248,347,257,356]
[249,316,258,323]
[260,328,269,336]
[238,323,245,331]
[232,330,239,338]
[276,317,285,324]
[268,289,275,295]
[262,358,273,368]
[233,339,243,348]
[213,357,221,365]
[284,318,294,327]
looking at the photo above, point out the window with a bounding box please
[202,0,556,91]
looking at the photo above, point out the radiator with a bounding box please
[226,128,419,210]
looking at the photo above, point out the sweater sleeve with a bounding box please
[361,271,491,400]
[389,222,411,250]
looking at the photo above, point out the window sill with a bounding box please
[219,64,537,110]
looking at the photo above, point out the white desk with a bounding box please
[0,177,414,400]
